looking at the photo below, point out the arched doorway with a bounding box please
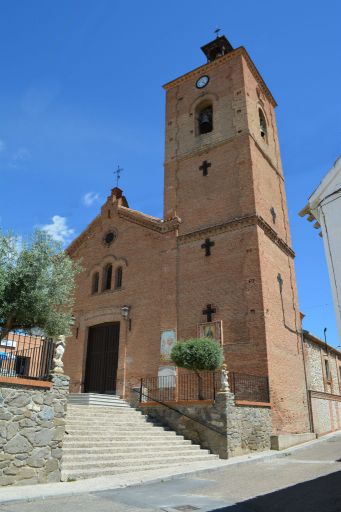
[84,322,120,394]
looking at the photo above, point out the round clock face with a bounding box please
[103,230,117,246]
[196,75,209,89]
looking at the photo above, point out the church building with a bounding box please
[64,35,311,435]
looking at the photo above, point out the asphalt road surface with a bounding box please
[1,433,341,512]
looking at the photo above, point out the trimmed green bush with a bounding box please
[171,337,224,372]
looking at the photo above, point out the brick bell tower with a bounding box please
[163,36,311,434]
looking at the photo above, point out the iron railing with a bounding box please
[139,371,269,403]
[229,372,270,402]
[0,331,54,381]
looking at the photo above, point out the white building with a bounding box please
[300,156,341,342]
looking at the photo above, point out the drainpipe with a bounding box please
[300,329,314,433]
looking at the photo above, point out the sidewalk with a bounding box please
[0,431,339,504]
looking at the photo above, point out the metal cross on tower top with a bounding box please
[214,28,221,38]
[114,165,123,187]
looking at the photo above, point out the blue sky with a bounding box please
[1,1,340,345]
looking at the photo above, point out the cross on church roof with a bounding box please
[114,165,123,187]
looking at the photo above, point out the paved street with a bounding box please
[1,433,341,512]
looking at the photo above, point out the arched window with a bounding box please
[103,264,112,291]
[115,266,123,289]
[259,109,267,140]
[91,272,99,294]
[197,104,213,134]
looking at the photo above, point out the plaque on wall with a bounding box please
[160,329,177,362]
[158,365,177,388]
[197,320,223,345]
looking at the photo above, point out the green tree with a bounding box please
[0,229,81,341]
[171,338,224,399]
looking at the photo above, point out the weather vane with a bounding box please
[114,165,123,187]
[214,28,221,38]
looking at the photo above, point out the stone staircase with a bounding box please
[62,394,219,481]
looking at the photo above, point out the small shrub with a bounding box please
[171,337,224,372]
[171,338,224,399]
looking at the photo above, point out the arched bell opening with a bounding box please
[259,108,268,142]
[196,102,213,135]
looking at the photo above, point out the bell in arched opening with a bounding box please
[259,108,267,140]
[198,105,213,134]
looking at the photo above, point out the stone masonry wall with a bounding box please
[0,374,69,486]
[140,391,271,459]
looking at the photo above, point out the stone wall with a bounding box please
[310,392,341,434]
[303,333,341,434]
[0,374,69,486]
[139,390,271,459]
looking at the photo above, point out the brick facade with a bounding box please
[64,37,311,434]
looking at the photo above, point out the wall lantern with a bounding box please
[120,305,131,319]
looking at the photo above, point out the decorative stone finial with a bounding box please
[220,363,230,392]
[51,335,66,375]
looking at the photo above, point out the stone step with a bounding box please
[65,424,170,433]
[64,430,184,443]
[63,443,197,455]
[62,447,205,462]
[67,404,138,418]
[65,424,177,433]
[68,401,130,407]
[61,462,182,481]
[66,412,143,419]
[62,439,192,449]
[66,416,147,428]
[68,394,130,407]
[69,393,121,397]
[62,453,217,470]
[65,422,149,429]
[68,394,122,400]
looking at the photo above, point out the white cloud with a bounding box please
[0,140,5,152]
[10,147,31,168]
[82,191,100,207]
[13,147,31,162]
[42,215,74,244]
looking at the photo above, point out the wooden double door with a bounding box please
[84,322,120,394]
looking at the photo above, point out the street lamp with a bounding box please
[120,305,131,319]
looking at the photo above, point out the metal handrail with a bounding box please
[131,386,227,438]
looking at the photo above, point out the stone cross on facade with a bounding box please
[199,160,211,176]
[201,238,215,256]
[202,304,216,322]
